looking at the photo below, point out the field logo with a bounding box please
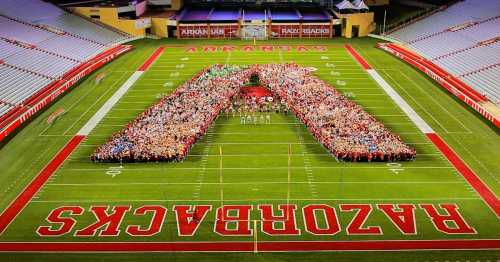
[37,203,476,238]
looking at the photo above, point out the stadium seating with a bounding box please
[0,0,133,121]
[4,48,79,78]
[0,17,54,44]
[35,13,130,45]
[388,0,500,104]
[0,64,52,105]
[36,35,106,61]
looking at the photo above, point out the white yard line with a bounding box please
[225,51,232,65]
[45,181,463,186]
[66,166,454,171]
[30,197,482,203]
[192,130,212,200]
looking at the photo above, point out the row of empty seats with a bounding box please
[436,42,500,76]
[0,103,13,117]
[36,35,105,61]
[388,0,500,104]
[35,13,130,46]
[0,17,56,44]
[0,40,25,59]
[390,0,500,43]
[3,47,79,78]
[0,65,52,106]
[0,0,133,120]
[462,67,500,103]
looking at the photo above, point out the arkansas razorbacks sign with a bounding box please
[179,24,239,39]
[270,24,331,38]
[37,203,476,237]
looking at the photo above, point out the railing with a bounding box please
[377,43,499,128]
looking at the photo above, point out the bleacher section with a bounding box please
[35,13,130,45]
[0,0,134,141]
[0,65,52,106]
[377,43,500,128]
[36,35,105,61]
[0,17,55,44]
[387,0,500,105]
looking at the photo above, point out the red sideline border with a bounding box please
[0,239,499,252]
[345,44,372,70]
[138,46,164,71]
[0,46,498,253]
[345,44,500,218]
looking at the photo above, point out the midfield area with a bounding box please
[0,39,498,247]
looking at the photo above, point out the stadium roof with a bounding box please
[352,0,369,10]
[335,0,356,10]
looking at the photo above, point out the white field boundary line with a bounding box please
[77,71,144,136]
[366,70,434,134]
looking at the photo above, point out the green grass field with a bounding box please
[0,38,498,261]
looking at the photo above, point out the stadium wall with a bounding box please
[269,23,333,38]
[377,43,500,128]
[151,17,169,38]
[70,7,147,37]
[336,12,376,38]
[0,45,133,142]
[178,23,240,39]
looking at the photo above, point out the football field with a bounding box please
[0,38,498,261]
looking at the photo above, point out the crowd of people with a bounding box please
[255,63,416,161]
[91,65,252,162]
[91,63,415,162]
[224,86,289,125]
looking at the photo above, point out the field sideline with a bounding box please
[0,38,498,261]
